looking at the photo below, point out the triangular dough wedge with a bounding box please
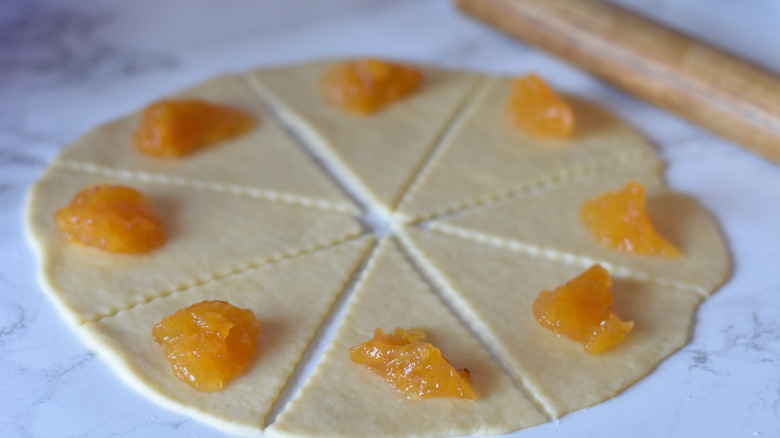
[398,78,659,220]
[405,228,704,418]
[427,159,729,295]
[80,235,374,434]
[267,238,546,437]
[26,168,363,324]
[248,61,482,211]
[57,75,354,210]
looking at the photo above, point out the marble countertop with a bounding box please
[2,0,779,436]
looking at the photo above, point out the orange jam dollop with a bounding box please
[134,99,256,157]
[532,265,633,354]
[54,184,166,254]
[152,300,262,392]
[507,73,574,139]
[349,328,475,400]
[321,58,423,115]
[581,181,681,257]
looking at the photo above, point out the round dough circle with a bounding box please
[26,60,729,437]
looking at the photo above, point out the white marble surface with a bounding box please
[2,0,779,436]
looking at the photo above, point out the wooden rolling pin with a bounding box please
[455,0,780,164]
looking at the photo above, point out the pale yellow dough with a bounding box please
[28,167,363,324]
[403,228,703,418]
[267,239,546,437]
[26,61,730,437]
[249,61,482,212]
[84,236,374,434]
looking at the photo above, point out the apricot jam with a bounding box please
[321,58,423,115]
[134,99,256,157]
[533,265,633,354]
[54,184,166,254]
[152,300,262,392]
[350,327,475,400]
[581,182,681,257]
[506,73,574,139]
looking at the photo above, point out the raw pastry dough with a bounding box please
[249,62,482,211]
[84,236,374,433]
[402,228,704,417]
[267,239,546,437]
[26,60,730,436]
